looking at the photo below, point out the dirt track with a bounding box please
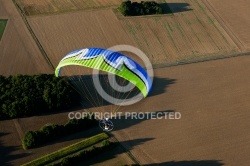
[0,0,52,76]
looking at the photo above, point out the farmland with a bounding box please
[0,110,134,165]
[1,0,250,165]
[112,55,250,165]
[0,0,52,76]
[1,55,250,165]
[23,0,239,68]
[202,0,250,52]
[15,0,123,15]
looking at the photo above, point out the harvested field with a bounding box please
[119,0,239,64]
[0,1,8,17]
[28,9,138,67]
[112,55,250,165]
[80,143,135,166]
[15,0,172,16]
[27,0,239,67]
[15,0,123,15]
[1,0,250,165]
[203,0,250,52]
[1,55,250,165]
[0,0,52,76]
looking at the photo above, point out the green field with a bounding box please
[0,19,8,40]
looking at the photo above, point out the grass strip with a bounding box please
[21,132,109,166]
[0,19,8,40]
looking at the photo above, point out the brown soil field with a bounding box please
[0,0,52,76]
[0,1,8,17]
[27,0,239,67]
[202,0,250,52]
[77,142,135,166]
[1,55,250,165]
[1,0,250,165]
[27,9,139,67]
[112,55,250,165]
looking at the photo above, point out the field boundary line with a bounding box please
[201,0,244,51]
[108,133,141,165]
[12,0,55,70]
[19,5,118,17]
[21,132,109,166]
[153,51,250,69]
[81,108,142,165]
[13,119,24,142]
[0,19,8,42]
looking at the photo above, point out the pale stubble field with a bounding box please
[26,0,239,67]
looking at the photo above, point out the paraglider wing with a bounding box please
[55,48,152,97]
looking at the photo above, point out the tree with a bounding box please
[22,131,39,149]
[118,0,164,16]
[119,1,132,16]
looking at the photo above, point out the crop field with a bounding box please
[0,0,52,76]
[202,0,250,52]
[119,0,239,64]
[15,0,123,15]
[26,0,239,67]
[2,55,250,165]
[27,9,138,67]
[0,1,8,17]
[112,55,250,165]
[1,0,250,165]
[15,0,173,16]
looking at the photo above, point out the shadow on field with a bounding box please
[78,138,154,166]
[0,132,30,166]
[0,76,176,121]
[111,110,175,132]
[67,75,176,109]
[34,126,101,149]
[142,160,224,166]
[148,78,176,97]
[165,3,192,13]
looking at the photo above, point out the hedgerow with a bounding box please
[22,116,98,149]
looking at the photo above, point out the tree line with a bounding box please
[0,74,79,119]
